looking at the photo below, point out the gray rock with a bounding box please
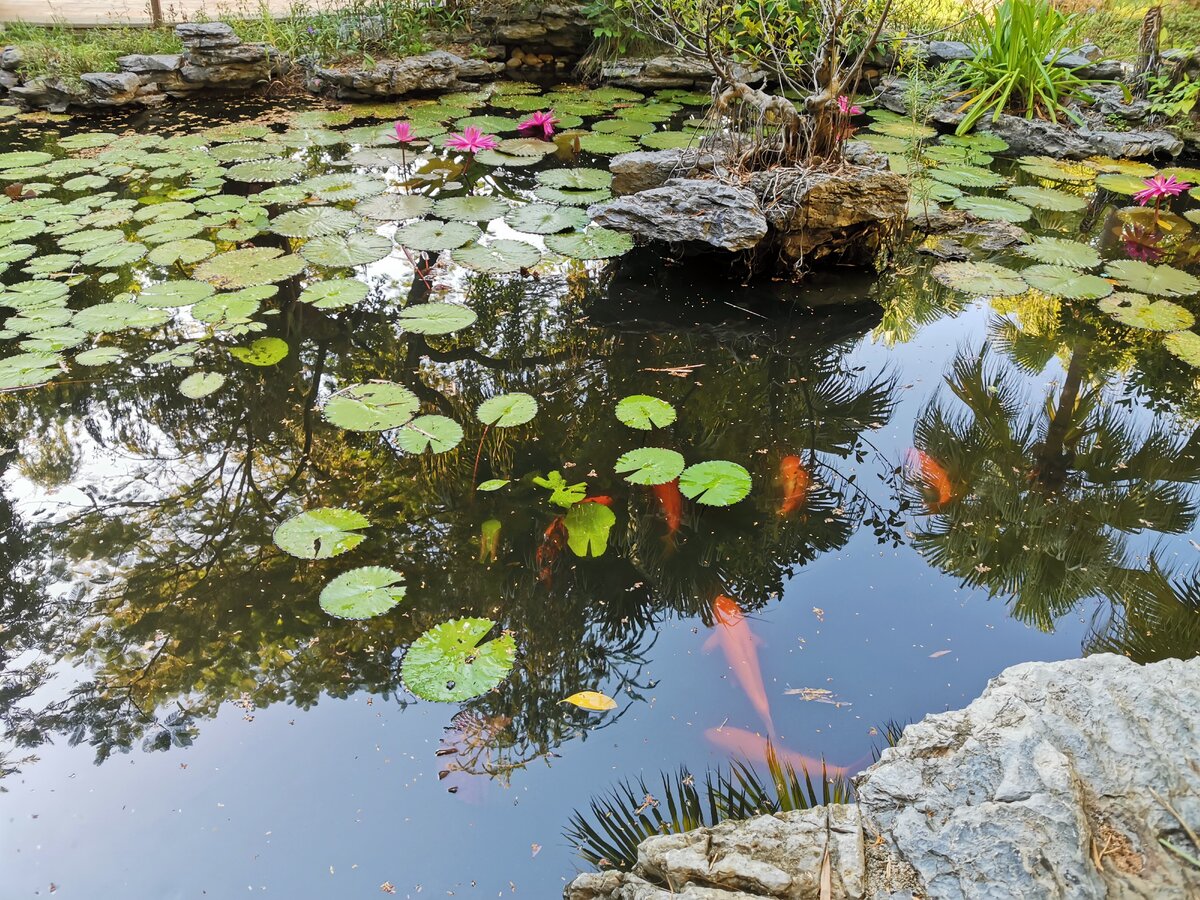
[456,58,506,80]
[977,114,1098,158]
[608,148,722,196]
[601,55,762,90]
[1078,59,1132,81]
[0,69,18,90]
[311,51,471,99]
[175,22,241,49]
[925,40,975,64]
[496,22,548,42]
[8,76,91,113]
[79,71,141,101]
[1082,128,1184,159]
[1083,84,1152,121]
[0,46,23,71]
[190,44,272,66]
[589,178,768,251]
[117,54,183,74]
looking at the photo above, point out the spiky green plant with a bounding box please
[564,743,850,870]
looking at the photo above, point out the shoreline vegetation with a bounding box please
[0,0,1196,82]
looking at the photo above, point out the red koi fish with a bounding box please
[777,455,810,517]
[703,594,774,736]
[704,725,856,779]
[536,516,567,587]
[652,479,682,536]
[907,449,953,511]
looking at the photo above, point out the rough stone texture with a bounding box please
[566,655,1200,900]
[117,54,184,75]
[749,167,908,268]
[307,50,473,99]
[0,46,23,71]
[609,148,723,196]
[79,71,141,102]
[175,22,242,50]
[976,114,1183,160]
[598,56,761,90]
[590,178,768,251]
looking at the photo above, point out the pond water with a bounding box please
[2,84,1200,897]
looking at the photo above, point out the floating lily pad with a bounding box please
[393,414,464,454]
[432,195,509,222]
[1019,264,1112,300]
[395,220,480,251]
[1164,330,1200,367]
[229,336,289,366]
[1095,172,1149,195]
[546,228,633,260]
[1006,185,1088,212]
[1017,237,1101,269]
[226,159,306,183]
[396,302,476,334]
[1098,292,1195,331]
[536,168,613,191]
[451,239,541,274]
[270,206,361,238]
[0,151,52,169]
[638,131,695,151]
[952,195,1032,223]
[578,132,638,155]
[0,350,61,389]
[274,507,369,559]
[80,241,147,268]
[503,203,588,234]
[615,395,676,430]
[139,279,215,308]
[532,185,612,206]
[476,392,538,427]
[301,173,387,202]
[193,291,263,328]
[299,278,369,309]
[931,261,1026,297]
[928,164,1007,189]
[195,247,306,289]
[148,238,217,266]
[474,148,543,168]
[564,501,616,557]
[355,194,434,221]
[678,460,752,506]
[301,232,393,267]
[615,447,686,485]
[74,346,126,366]
[72,301,169,333]
[401,617,516,702]
[323,381,420,431]
[319,566,406,619]
[179,370,226,398]
[1104,260,1200,297]
[0,279,69,310]
[20,326,87,353]
[496,137,557,157]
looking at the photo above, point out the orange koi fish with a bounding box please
[652,479,682,536]
[777,455,810,517]
[704,725,855,779]
[536,516,567,587]
[703,594,775,736]
[907,449,953,510]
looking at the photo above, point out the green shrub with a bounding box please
[4,21,183,81]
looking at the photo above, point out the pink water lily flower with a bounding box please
[1134,173,1191,207]
[445,126,499,154]
[519,109,559,140]
[837,95,863,116]
[391,121,417,144]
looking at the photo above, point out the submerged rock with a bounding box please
[565,654,1200,899]
[590,179,768,252]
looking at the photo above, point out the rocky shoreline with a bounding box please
[565,654,1200,899]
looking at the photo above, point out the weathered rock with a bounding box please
[0,46,23,71]
[600,56,761,90]
[924,40,974,64]
[608,148,723,196]
[117,54,183,74]
[79,71,141,103]
[308,50,472,99]
[457,58,506,80]
[496,22,548,42]
[175,22,241,50]
[1082,128,1184,159]
[7,76,89,113]
[590,178,768,252]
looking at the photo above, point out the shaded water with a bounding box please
[2,88,1200,897]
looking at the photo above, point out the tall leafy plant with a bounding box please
[952,0,1096,135]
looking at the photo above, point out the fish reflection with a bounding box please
[704,725,854,779]
[777,455,810,517]
[907,448,954,511]
[704,594,774,736]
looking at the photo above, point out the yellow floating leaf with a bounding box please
[561,690,617,711]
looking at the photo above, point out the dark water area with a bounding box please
[1,89,1199,897]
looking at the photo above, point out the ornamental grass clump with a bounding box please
[953,0,1104,135]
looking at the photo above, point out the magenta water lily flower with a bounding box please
[445,126,499,154]
[836,95,863,116]
[391,121,417,144]
[519,109,559,140]
[1134,174,1191,207]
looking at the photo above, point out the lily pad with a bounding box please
[148,238,217,266]
[503,203,588,235]
[323,381,420,431]
[1104,260,1200,298]
[301,232,393,267]
[395,220,480,251]
[299,278,369,309]
[226,160,306,183]
[270,206,361,238]
[615,447,686,485]
[476,392,538,427]
[355,194,434,221]
[1017,237,1101,269]
[80,241,147,268]
[393,414,464,454]
[1164,330,1200,367]
[928,164,1007,189]
[532,185,612,206]
[195,247,306,289]
[274,507,370,559]
[952,195,1032,223]
[637,131,695,151]
[401,617,516,702]
[1095,172,1148,195]
[678,460,752,506]
[301,173,387,202]
[1098,292,1195,331]
[546,228,633,260]
[451,239,541,274]
[564,501,616,557]
[139,279,215,308]
[432,195,509,222]
[72,301,169,333]
[536,168,613,191]
[74,346,126,366]
[0,350,61,389]
[1019,264,1112,300]
[615,395,677,430]
[396,302,476,334]
[179,370,227,398]
[319,566,406,619]
[1006,185,1088,212]
[931,261,1026,297]
[229,336,289,366]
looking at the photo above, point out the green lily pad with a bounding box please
[301,173,387,202]
[1006,185,1088,212]
[301,232,393,267]
[226,160,306,183]
[395,220,480,251]
[432,195,509,222]
[139,279,215,308]
[476,392,538,427]
[495,137,557,157]
[564,501,616,557]
[503,203,588,235]
[536,168,613,191]
[1017,237,1101,269]
[274,507,370,559]
[931,261,1026,297]
[0,219,46,245]
[193,291,265,328]
[393,414,464,454]
[355,194,434,221]
[299,278,369,309]
[1095,172,1148,195]
[6,307,72,333]
[401,617,516,702]
[396,302,476,334]
[137,218,204,244]
[1098,292,1195,331]
[80,241,147,268]
[943,133,1009,152]
[592,118,655,137]
[195,247,306,289]
[1164,330,1200,367]
[1019,264,1112,300]
[451,239,541,274]
[270,206,361,238]
[615,395,677,430]
[615,447,686,485]
[323,381,420,431]
[22,253,79,276]
[0,151,53,169]
[20,326,88,353]
[1104,260,1200,297]
[229,336,288,366]
[952,195,1032,223]
[0,351,61,389]
[477,479,510,491]
[473,148,544,168]
[678,460,752,506]
[74,346,126,366]
[928,164,1007,189]
[319,566,406,620]
[72,301,169,333]
[0,279,69,310]
[179,370,227,398]
[546,228,633,260]
[637,131,695,151]
[869,120,937,140]
[148,238,217,266]
[532,185,612,206]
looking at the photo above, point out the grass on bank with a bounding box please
[0,21,184,81]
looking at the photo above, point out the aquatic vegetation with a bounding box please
[518,110,560,140]
[401,618,518,703]
[445,126,500,154]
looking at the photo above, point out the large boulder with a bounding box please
[590,178,768,252]
[608,148,723,196]
[308,50,473,99]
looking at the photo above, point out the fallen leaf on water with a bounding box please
[531,843,542,858]
[929,649,951,658]
[812,607,825,622]
[561,690,617,711]
[380,883,396,894]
